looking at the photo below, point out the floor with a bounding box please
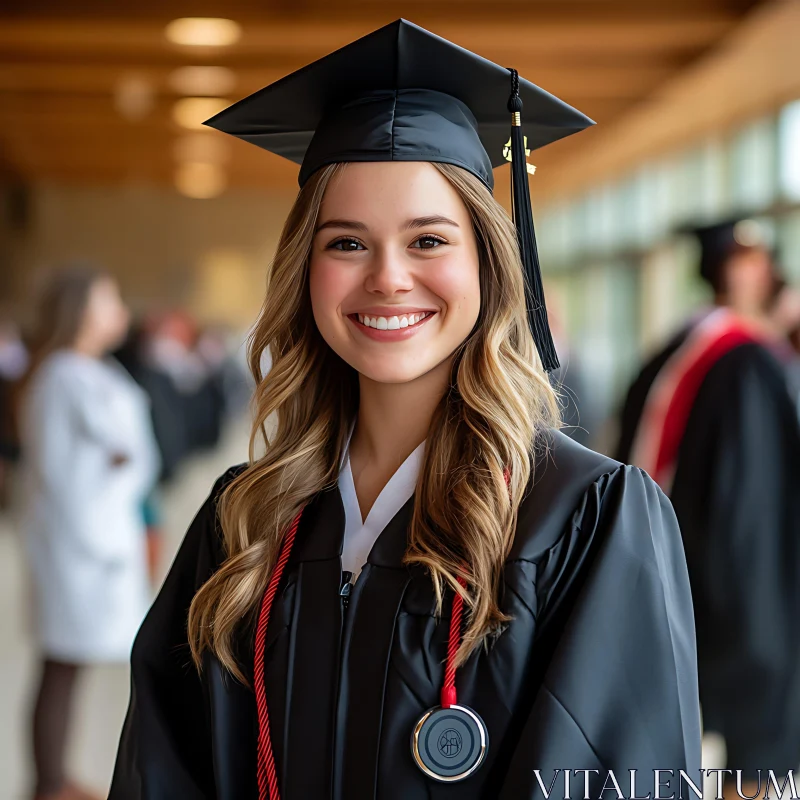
[0,420,249,800]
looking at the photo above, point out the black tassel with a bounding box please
[506,68,560,373]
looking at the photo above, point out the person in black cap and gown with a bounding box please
[110,21,700,800]
[617,219,800,792]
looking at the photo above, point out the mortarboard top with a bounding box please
[204,19,596,372]
[204,18,593,190]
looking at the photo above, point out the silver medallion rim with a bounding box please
[410,703,488,783]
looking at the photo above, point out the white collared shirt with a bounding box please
[338,439,425,582]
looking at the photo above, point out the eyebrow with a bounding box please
[315,215,460,234]
[315,219,369,233]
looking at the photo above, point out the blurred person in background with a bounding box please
[196,323,251,421]
[616,219,800,792]
[127,313,234,476]
[766,279,800,411]
[140,312,219,454]
[0,319,29,507]
[115,314,244,485]
[114,319,191,484]
[19,267,160,800]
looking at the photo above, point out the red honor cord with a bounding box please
[254,470,507,797]
[253,510,302,800]
[253,516,468,800]
[441,575,467,709]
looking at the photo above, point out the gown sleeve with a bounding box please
[670,343,800,776]
[109,473,232,800]
[499,466,702,798]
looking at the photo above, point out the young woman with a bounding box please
[20,269,160,800]
[111,21,701,800]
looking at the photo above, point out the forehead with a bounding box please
[89,276,119,301]
[318,162,468,225]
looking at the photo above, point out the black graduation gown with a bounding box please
[114,347,192,483]
[615,323,692,464]
[669,343,800,776]
[109,431,701,799]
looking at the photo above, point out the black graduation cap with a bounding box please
[205,19,594,372]
[686,218,769,288]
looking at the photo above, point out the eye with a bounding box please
[328,237,366,252]
[411,235,446,250]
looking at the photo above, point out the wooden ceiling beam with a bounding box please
[0,47,702,72]
[0,0,759,22]
[0,158,300,187]
[0,16,739,60]
[0,73,634,110]
[0,62,675,101]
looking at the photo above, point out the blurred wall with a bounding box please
[1,183,297,328]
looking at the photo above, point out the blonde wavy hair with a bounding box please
[188,162,560,682]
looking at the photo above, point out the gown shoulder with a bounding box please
[702,338,790,394]
[214,462,249,491]
[499,432,701,794]
[511,428,638,560]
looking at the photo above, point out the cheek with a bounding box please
[309,256,358,321]
[83,302,104,334]
[115,304,130,332]
[733,266,762,295]
[425,255,481,318]
[102,303,122,331]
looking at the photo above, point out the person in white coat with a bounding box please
[19,268,160,800]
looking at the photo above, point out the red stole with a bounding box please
[630,309,764,492]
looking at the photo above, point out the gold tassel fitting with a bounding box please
[503,136,537,175]
[511,111,521,126]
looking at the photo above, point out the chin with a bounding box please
[348,356,442,385]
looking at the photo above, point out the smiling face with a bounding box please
[78,276,131,355]
[308,162,481,384]
[723,246,776,315]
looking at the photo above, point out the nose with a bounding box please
[363,245,414,296]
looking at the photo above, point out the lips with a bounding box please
[346,310,437,341]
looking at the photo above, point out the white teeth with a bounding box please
[356,311,431,329]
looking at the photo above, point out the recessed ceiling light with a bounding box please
[165,18,241,47]
[172,97,228,130]
[168,66,237,96]
[172,133,230,164]
[175,162,227,199]
[113,74,155,121]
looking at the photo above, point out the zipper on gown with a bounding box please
[331,570,354,797]
[339,571,353,611]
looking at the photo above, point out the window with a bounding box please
[729,117,777,210]
[779,100,800,202]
